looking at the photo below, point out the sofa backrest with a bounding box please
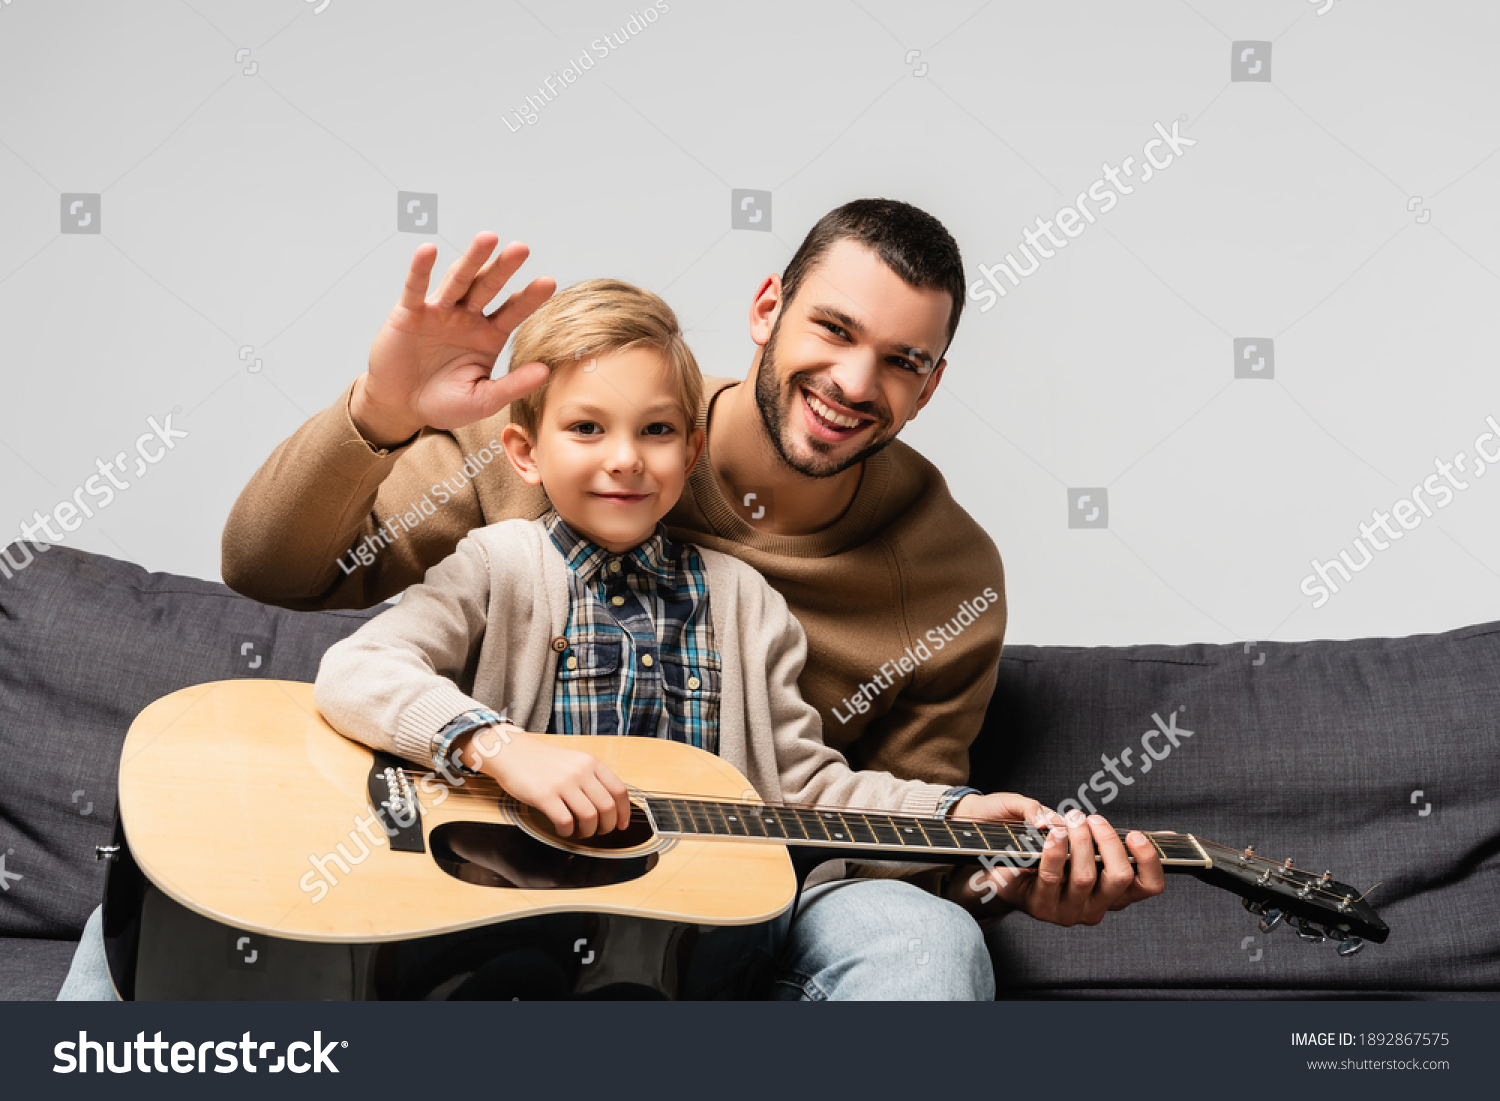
[0,543,380,939]
[972,631,1500,994]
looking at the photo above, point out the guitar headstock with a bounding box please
[1189,843,1389,953]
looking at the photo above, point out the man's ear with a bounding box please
[748,274,782,347]
[908,360,947,421]
[684,427,705,475]
[502,423,543,486]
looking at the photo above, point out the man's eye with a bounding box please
[818,320,848,339]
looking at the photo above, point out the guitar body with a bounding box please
[119,680,798,945]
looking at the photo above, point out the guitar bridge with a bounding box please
[367,752,425,853]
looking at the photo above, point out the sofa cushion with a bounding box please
[0,542,381,940]
[972,628,1500,994]
[0,936,80,1000]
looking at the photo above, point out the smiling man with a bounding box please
[216,198,1165,999]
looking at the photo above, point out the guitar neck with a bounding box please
[637,793,1390,946]
[641,794,1213,868]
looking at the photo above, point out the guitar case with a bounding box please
[100,818,784,1001]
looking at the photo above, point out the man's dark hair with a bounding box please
[778,198,966,359]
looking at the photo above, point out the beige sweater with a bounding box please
[225,377,1006,789]
[313,517,953,818]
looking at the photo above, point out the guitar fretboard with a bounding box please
[643,796,1211,866]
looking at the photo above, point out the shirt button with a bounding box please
[611,595,626,607]
[550,636,568,653]
[687,676,701,690]
[609,561,621,574]
[566,656,578,670]
[641,654,654,668]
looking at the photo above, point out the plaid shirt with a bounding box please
[543,510,722,753]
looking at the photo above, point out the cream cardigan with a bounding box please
[314,517,953,819]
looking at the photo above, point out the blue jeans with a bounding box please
[773,878,994,1000]
[58,879,992,1001]
[56,903,118,1001]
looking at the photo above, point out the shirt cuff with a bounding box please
[430,708,508,774]
[937,786,981,818]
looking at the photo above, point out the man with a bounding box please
[221,198,1165,999]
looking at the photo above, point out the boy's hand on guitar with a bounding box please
[354,232,556,449]
[946,793,1166,928]
[452,725,631,840]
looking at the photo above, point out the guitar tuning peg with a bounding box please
[1241,897,1284,932]
[1320,925,1366,957]
[1292,917,1326,944]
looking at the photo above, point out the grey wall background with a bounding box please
[2,0,1498,648]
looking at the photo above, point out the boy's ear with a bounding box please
[684,426,705,475]
[501,423,543,486]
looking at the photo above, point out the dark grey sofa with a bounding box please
[977,631,1499,997]
[2,542,1495,998]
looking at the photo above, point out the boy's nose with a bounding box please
[605,441,643,474]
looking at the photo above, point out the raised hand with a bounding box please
[354,233,557,448]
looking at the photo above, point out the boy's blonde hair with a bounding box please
[507,279,703,439]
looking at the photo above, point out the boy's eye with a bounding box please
[570,422,601,436]
[642,423,676,437]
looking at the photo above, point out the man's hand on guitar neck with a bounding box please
[450,724,633,840]
[944,793,1166,928]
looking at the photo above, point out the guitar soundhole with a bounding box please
[429,822,658,890]
[516,804,661,852]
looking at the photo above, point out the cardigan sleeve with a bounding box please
[313,533,499,766]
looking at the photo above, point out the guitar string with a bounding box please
[387,766,1364,898]
[395,766,1169,837]
[398,769,1288,861]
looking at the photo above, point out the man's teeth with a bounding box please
[806,392,862,429]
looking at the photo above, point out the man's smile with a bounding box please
[799,386,877,442]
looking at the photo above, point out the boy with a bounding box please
[313,279,1049,996]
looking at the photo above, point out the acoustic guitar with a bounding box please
[117,680,1388,975]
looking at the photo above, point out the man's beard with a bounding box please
[753,317,895,480]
